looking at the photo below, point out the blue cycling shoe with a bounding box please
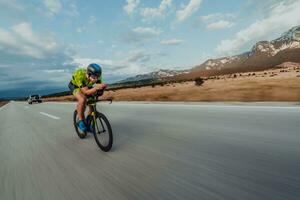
[86,115,94,133]
[77,120,87,132]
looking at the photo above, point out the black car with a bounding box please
[28,94,42,104]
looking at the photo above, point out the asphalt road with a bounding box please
[0,101,299,200]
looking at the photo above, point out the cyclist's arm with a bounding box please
[80,87,98,96]
[95,77,107,90]
[80,84,107,95]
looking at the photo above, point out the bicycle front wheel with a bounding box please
[93,112,113,152]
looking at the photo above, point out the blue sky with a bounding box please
[0,0,300,98]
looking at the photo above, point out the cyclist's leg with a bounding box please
[85,105,94,132]
[74,91,86,121]
[87,105,94,115]
[87,88,103,115]
[69,82,85,119]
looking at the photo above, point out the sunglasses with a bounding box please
[88,73,100,79]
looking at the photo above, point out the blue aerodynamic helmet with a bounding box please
[87,63,102,77]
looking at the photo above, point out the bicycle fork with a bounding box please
[91,106,106,134]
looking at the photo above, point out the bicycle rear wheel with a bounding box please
[93,112,113,152]
[73,110,87,139]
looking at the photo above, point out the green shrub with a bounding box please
[194,77,204,86]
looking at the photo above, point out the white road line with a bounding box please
[39,112,60,120]
[24,106,29,109]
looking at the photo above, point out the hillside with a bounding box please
[181,25,300,79]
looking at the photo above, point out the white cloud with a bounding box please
[176,0,202,23]
[200,13,234,23]
[206,20,234,30]
[122,27,162,44]
[73,50,164,78]
[88,15,97,24]
[122,27,161,44]
[66,3,79,17]
[216,0,300,55]
[123,0,140,15]
[0,22,59,59]
[132,27,161,35]
[43,0,62,15]
[15,24,58,57]
[43,69,66,73]
[0,22,73,95]
[200,14,217,22]
[0,0,24,11]
[76,27,86,33]
[0,28,17,47]
[161,38,184,45]
[198,12,235,30]
[126,50,151,63]
[73,58,114,67]
[73,57,143,77]
[140,0,172,20]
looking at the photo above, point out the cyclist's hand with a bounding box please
[95,83,107,90]
[102,83,108,89]
[95,84,102,90]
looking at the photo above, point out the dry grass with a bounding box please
[44,65,300,102]
[0,101,8,107]
[45,95,75,102]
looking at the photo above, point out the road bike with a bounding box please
[73,92,113,152]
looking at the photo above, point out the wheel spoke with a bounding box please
[96,118,106,134]
[91,112,113,151]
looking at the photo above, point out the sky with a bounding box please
[0,0,300,98]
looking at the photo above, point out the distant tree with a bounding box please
[194,77,204,86]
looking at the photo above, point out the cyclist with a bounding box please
[68,63,107,132]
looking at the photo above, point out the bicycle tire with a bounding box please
[73,110,87,139]
[93,112,113,152]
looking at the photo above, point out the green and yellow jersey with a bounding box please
[69,68,103,95]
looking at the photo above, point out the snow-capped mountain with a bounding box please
[192,25,300,72]
[115,26,300,84]
[117,69,190,83]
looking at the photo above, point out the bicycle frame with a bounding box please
[87,101,99,134]
[87,97,112,134]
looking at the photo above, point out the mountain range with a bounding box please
[116,69,190,83]
[118,25,300,82]
[192,26,300,71]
